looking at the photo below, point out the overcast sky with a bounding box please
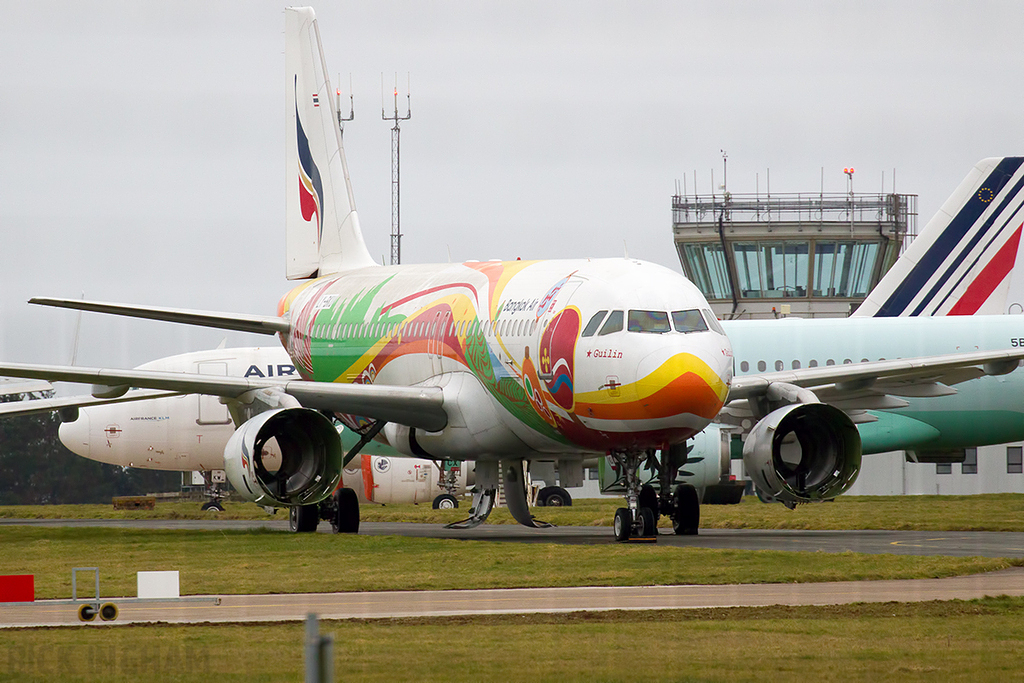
[2,1,1022,373]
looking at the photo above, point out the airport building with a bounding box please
[671,173,1024,497]
[673,183,916,319]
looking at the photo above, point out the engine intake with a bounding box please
[223,408,343,507]
[742,403,861,505]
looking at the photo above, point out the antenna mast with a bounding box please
[336,73,354,137]
[383,73,411,265]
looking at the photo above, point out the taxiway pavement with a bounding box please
[4,567,1024,628]
[4,518,1024,558]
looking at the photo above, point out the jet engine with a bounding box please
[223,408,344,507]
[742,403,861,506]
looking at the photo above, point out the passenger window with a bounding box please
[792,360,801,369]
[757,360,766,372]
[809,359,818,367]
[775,360,783,371]
[740,361,749,372]
[598,310,624,336]
[671,309,709,334]
[582,311,608,337]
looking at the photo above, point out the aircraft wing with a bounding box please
[727,347,1024,415]
[0,378,53,397]
[29,297,288,335]
[0,362,446,431]
[0,389,181,418]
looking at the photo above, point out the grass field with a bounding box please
[3,598,1024,682]
[0,526,1019,599]
[3,496,1023,680]
[3,493,1024,531]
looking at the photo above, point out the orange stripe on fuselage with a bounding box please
[574,353,728,422]
[575,370,725,421]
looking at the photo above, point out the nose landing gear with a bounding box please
[609,444,701,541]
[609,450,659,542]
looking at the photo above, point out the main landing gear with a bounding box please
[285,418,384,534]
[432,460,462,509]
[609,445,700,542]
[287,488,361,534]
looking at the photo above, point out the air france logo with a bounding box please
[244,364,297,379]
[295,76,324,244]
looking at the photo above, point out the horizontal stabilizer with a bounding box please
[29,298,289,335]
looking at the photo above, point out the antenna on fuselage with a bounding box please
[382,72,411,265]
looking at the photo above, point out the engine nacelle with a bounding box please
[742,403,861,505]
[223,408,344,507]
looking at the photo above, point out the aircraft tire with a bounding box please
[332,488,360,534]
[638,484,659,521]
[537,486,572,507]
[613,507,631,542]
[638,507,657,537]
[671,484,700,536]
[432,494,459,510]
[201,501,225,512]
[289,504,319,533]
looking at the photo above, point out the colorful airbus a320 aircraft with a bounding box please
[4,8,1024,541]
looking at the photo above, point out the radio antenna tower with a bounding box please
[383,73,411,265]
[336,73,354,137]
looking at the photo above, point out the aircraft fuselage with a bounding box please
[278,258,733,459]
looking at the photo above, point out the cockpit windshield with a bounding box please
[671,309,708,334]
[628,310,671,333]
[598,310,624,336]
[583,308,724,337]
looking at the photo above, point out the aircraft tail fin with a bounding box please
[854,157,1024,317]
[285,7,375,280]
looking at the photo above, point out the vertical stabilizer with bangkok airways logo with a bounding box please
[854,157,1024,317]
[285,7,376,279]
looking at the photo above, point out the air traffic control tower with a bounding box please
[673,180,917,319]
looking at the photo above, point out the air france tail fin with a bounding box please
[854,157,1024,317]
[285,7,376,279]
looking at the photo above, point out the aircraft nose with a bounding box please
[58,410,90,459]
[635,345,729,422]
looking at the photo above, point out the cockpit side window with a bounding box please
[598,310,624,336]
[582,310,608,338]
[628,310,671,333]
[671,309,709,334]
[702,309,727,335]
